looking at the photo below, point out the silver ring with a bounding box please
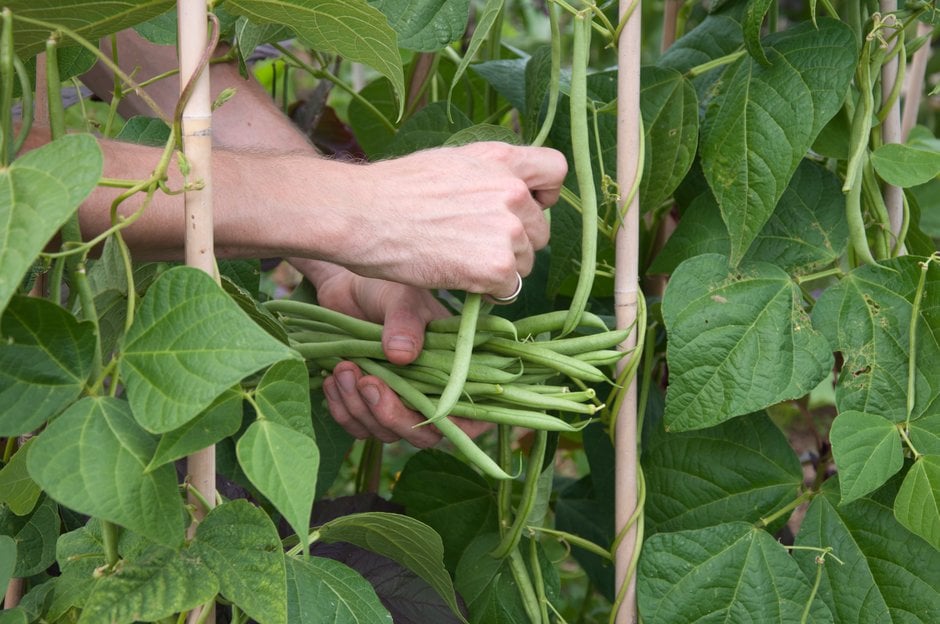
[489,272,523,305]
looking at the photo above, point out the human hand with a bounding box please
[327,141,567,300]
[290,259,491,447]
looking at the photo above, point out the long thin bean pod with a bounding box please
[514,309,609,338]
[351,357,511,480]
[563,11,598,336]
[264,299,384,340]
[491,429,548,559]
[484,336,608,382]
[429,292,482,423]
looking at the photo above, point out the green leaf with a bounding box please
[133,8,177,45]
[659,11,743,98]
[793,488,940,622]
[830,411,904,504]
[644,411,802,533]
[448,0,502,106]
[80,546,219,624]
[368,0,469,51]
[390,449,498,570]
[894,456,940,549]
[113,116,171,147]
[0,536,14,603]
[0,134,102,314]
[316,512,465,623]
[0,439,41,516]
[221,276,289,344]
[911,414,940,455]
[871,143,940,188]
[6,0,174,57]
[192,499,287,624]
[27,397,185,547]
[255,359,315,438]
[812,257,940,423]
[310,394,354,500]
[454,533,554,624]
[236,420,319,549]
[147,387,243,471]
[286,556,392,624]
[443,124,521,147]
[0,296,96,436]
[48,523,106,616]
[346,78,398,159]
[235,17,292,68]
[522,46,552,143]
[471,58,528,112]
[699,18,856,264]
[226,0,404,117]
[662,253,833,430]
[652,160,848,275]
[0,496,58,577]
[639,66,698,215]
[0,608,27,624]
[383,102,473,157]
[120,266,298,433]
[638,522,832,623]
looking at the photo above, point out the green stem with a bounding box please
[2,436,15,463]
[528,536,551,624]
[497,424,513,535]
[193,599,216,624]
[898,423,923,460]
[101,520,121,568]
[795,267,844,284]
[685,48,746,78]
[355,437,383,494]
[508,548,542,624]
[531,1,561,147]
[185,481,214,518]
[1,9,14,166]
[491,430,548,559]
[905,255,934,428]
[756,489,815,528]
[10,55,32,156]
[800,557,824,624]
[527,526,612,560]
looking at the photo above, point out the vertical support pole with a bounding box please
[178,2,216,622]
[614,0,642,622]
[879,0,905,253]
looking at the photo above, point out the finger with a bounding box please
[357,379,443,448]
[323,376,371,439]
[502,145,569,191]
[379,292,448,366]
[331,363,399,443]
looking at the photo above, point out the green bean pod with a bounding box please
[513,310,609,338]
[351,357,512,480]
[264,299,384,340]
[449,403,590,432]
[428,312,518,339]
[484,337,608,383]
[562,11,598,337]
[429,293,482,423]
[532,328,632,355]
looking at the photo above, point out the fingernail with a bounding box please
[337,370,356,393]
[386,335,415,355]
[360,384,381,406]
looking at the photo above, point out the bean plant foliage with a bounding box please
[1,0,939,623]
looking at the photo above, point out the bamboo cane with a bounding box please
[178,2,216,622]
[614,0,642,622]
[879,0,905,253]
[901,22,932,141]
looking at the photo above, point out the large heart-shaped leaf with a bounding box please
[639,66,698,215]
[830,410,904,504]
[287,556,392,624]
[226,0,404,116]
[699,18,856,264]
[0,134,101,314]
[643,411,802,533]
[0,438,41,515]
[813,257,940,423]
[6,0,173,57]
[27,397,185,547]
[894,456,940,550]
[662,253,833,430]
[237,420,319,550]
[794,488,940,622]
[146,388,243,471]
[0,495,58,577]
[638,522,831,622]
[254,359,314,438]
[120,266,297,433]
[652,160,847,275]
[368,0,469,51]
[80,546,219,624]
[192,500,287,624]
[0,296,96,436]
[871,142,940,188]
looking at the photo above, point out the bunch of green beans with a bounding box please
[263,299,630,480]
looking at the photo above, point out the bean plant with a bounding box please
[1,0,939,623]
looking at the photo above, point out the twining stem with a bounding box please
[530,1,561,148]
[529,536,551,624]
[527,526,612,560]
[795,267,844,284]
[685,49,746,78]
[1,9,14,167]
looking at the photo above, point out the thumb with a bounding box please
[381,302,429,366]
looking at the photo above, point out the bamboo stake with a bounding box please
[614,0,642,622]
[901,22,932,141]
[4,577,23,608]
[178,2,216,622]
[879,0,905,253]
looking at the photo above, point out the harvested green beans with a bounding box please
[263,298,631,479]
